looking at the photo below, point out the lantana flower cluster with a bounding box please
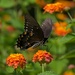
[6,50,53,69]
[6,53,26,69]
[32,50,53,64]
[43,2,65,14]
[53,22,72,36]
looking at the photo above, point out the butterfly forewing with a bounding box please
[16,32,31,49]
[16,14,53,50]
[25,14,44,40]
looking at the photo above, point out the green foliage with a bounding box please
[6,67,14,73]
[46,35,75,54]
[60,50,75,59]
[0,0,15,8]
[38,71,58,75]
[50,59,68,74]
[0,0,75,75]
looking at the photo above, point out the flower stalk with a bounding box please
[13,69,18,75]
[41,63,45,73]
[32,50,53,73]
[66,11,73,21]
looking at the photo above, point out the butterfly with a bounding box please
[16,14,53,50]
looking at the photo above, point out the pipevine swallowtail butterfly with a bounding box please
[16,14,53,50]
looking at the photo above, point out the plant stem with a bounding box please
[41,63,45,73]
[67,11,72,21]
[13,69,18,75]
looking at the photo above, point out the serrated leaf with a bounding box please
[59,50,75,59]
[38,71,58,75]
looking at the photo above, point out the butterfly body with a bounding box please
[16,14,53,50]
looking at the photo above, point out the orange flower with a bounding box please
[55,1,75,8]
[63,71,75,75]
[53,22,72,36]
[6,53,26,69]
[6,26,15,32]
[3,14,11,21]
[43,2,65,14]
[55,2,64,12]
[32,50,53,64]
[56,13,67,20]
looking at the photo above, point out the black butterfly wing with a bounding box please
[24,14,44,39]
[16,14,44,50]
[41,18,53,42]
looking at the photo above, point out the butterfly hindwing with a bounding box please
[41,18,53,38]
[40,18,53,43]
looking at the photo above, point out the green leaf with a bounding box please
[48,35,74,54]
[59,50,75,59]
[11,18,23,30]
[49,59,68,74]
[59,35,75,44]
[49,42,66,54]
[38,71,58,75]
[72,19,75,23]
[22,0,35,6]
[0,0,16,8]
[71,33,75,36]
[6,66,14,73]
[66,23,72,29]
